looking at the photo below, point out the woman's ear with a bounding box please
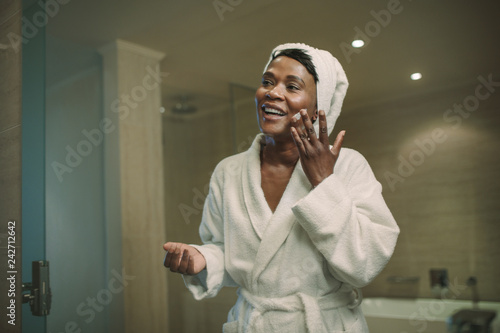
[311,109,319,123]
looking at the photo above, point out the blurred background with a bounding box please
[1,0,500,332]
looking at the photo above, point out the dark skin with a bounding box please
[163,56,344,275]
[257,56,344,211]
[261,109,345,211]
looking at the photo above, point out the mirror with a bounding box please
[28,0,500,332]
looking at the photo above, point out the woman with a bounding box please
[163,43,399,332]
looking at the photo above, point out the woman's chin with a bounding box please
[260,127,293,141]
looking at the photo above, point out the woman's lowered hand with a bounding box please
[163,242,206,275]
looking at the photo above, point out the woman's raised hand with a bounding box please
[163,242,206,275]
[290,109,345,187]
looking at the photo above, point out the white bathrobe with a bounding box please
[184,133,400,333]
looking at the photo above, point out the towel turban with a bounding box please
[263,43,349,137]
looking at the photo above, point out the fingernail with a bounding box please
[293,113,301,120]
[300,109,307,116]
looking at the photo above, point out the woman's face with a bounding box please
[255,56,317,140]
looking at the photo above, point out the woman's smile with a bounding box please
[255,56,317,139]
[261,103,287,119]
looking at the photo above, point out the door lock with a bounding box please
[22,261,52,316]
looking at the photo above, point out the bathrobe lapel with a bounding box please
[241,135,312,287]
[241,137,273,240]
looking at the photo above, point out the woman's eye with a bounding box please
[287,85,299,90]
[262,79,273,86]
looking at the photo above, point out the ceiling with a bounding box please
[46,0,500,113]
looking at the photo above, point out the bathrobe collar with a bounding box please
[241,133,313,287]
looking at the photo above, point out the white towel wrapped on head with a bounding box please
[182,43,399,333]
[263,42,349,137]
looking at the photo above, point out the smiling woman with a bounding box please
[163,43,400,333]
[256,53,317,141]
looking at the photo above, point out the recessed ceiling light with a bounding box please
[351,40,365,48]
[411,73,422,80]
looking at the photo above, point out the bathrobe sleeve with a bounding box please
[291,149,399,288]
[183,166,238,300]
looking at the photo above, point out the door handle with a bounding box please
[22,260,52,316]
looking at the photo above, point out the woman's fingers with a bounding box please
[163,242,183,271]
[163,243,176,270]
[291,126,308,157]
[177,250,190,274]
[291,109,317,156]
[163,243,173,268]
[291,109,327,149]
[290,109,346,187]
[187,256,196,275]
[163,241,173,252]
[163,242,206,275]
[300,109,318,144]
[318,110,329,146]
[331,130,346,157]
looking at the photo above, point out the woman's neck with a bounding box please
[261,135,299,167]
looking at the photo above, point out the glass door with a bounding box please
[21,0,47,331]
[22,1,110,332]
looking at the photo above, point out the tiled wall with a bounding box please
[0,1,22,332]
[163,78,500,333]
[100,40,169,332]
[163,107,238,333]
[336,82,500,301]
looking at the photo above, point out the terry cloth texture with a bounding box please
[264,42,349,136]
[181,43,399,332]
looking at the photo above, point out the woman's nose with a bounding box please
[266,86,284,99]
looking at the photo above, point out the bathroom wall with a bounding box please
[0,1,22,332]
[98,40,169,333]
[162,84,262,333]
[163,104,242,333]
[162,76,500,332]
[335,79,500,302]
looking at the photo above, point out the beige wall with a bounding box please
[336,81,500,301]
[163,85,260,332]
[163,107,238,333]
[0,1,22,332]
[100,40,169,332]
[162,77,500,331]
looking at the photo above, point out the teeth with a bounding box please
[263,107,286,116]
